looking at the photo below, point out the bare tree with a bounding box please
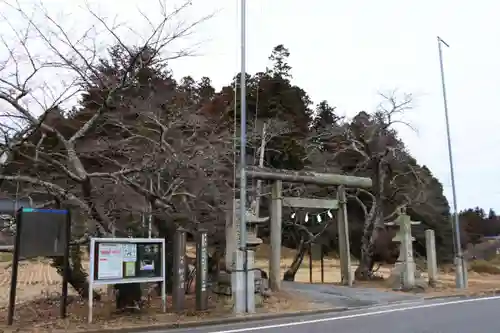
[0,0,214,302]
[306,92,427,279]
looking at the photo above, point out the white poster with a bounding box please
[122,243,137,262]
[97,243,123,280]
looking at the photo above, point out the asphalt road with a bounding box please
[158,296,500,333]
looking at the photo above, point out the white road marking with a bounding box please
[207,295,500,333]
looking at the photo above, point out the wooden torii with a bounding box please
[243,166,372,291]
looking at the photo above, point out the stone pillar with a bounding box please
[425,229,438,287]
[400,214,416,289]
[336,186,352,286]
[196,229,208,311]
[172,228,187,312]
[270,180,282,291]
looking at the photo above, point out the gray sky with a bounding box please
[2,0,499,211]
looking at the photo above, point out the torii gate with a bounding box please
[244,166,372,291]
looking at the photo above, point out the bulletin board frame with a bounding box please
[88,237,166,323]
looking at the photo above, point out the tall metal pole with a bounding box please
[437,36,465,289]
[239,0,247,257]
[237,0,249,313]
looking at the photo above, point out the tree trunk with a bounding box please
[154,214,176,295]
[50,245,101,301]
[355,227,381,280]
[283,239,307,281]
[115,283,142,311]
[355,211,375,280]
[355,157,386,280]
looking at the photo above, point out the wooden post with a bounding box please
[172,228,186,312]
[196,229,208,311]
[309,243,313,283]
[337,186,352,286]
[270,180,282,291]
[320,244,324,284]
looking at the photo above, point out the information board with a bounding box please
[7,208,71,325]
[18,208,69,258]
[91,240,163,282]
[88,237,166,323]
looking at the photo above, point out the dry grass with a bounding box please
[0,252,12,262]
[348,270,500,299]
[468,260,500,274]
[0,260,72,306]
[253,244,362,283]
[253,245,500,299]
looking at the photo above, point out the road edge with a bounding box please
[86,307,350,333]
[423,288,500,300]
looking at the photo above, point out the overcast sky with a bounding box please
[2,0,500,212]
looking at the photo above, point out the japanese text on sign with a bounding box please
[97,244,123,279]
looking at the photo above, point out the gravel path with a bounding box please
[282,281,422,308]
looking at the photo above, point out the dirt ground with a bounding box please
[1,245,500,332]
[1,245,498,307]
[0,253,328,333]
[0,289,325,333]
[253,244,500,298]
[350,270,500,298]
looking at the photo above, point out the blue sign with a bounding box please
[21,208,67,214]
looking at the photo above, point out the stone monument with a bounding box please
[385,208,426,290]
[216,199,269,312]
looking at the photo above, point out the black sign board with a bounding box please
[18,208,68,258]
[7,208,71,325]
[93,241,163,281]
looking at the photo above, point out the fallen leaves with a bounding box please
[0,289,323,333]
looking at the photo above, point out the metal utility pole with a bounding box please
[437,36,466,289]
[234,0,249,314]
[239,0,247,262]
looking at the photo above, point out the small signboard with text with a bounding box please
[92,241,162,282]
[88,237,166,323]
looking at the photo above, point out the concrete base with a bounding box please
[232,250,245,313]
[388,262,427,290]
[215,270,266,296]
